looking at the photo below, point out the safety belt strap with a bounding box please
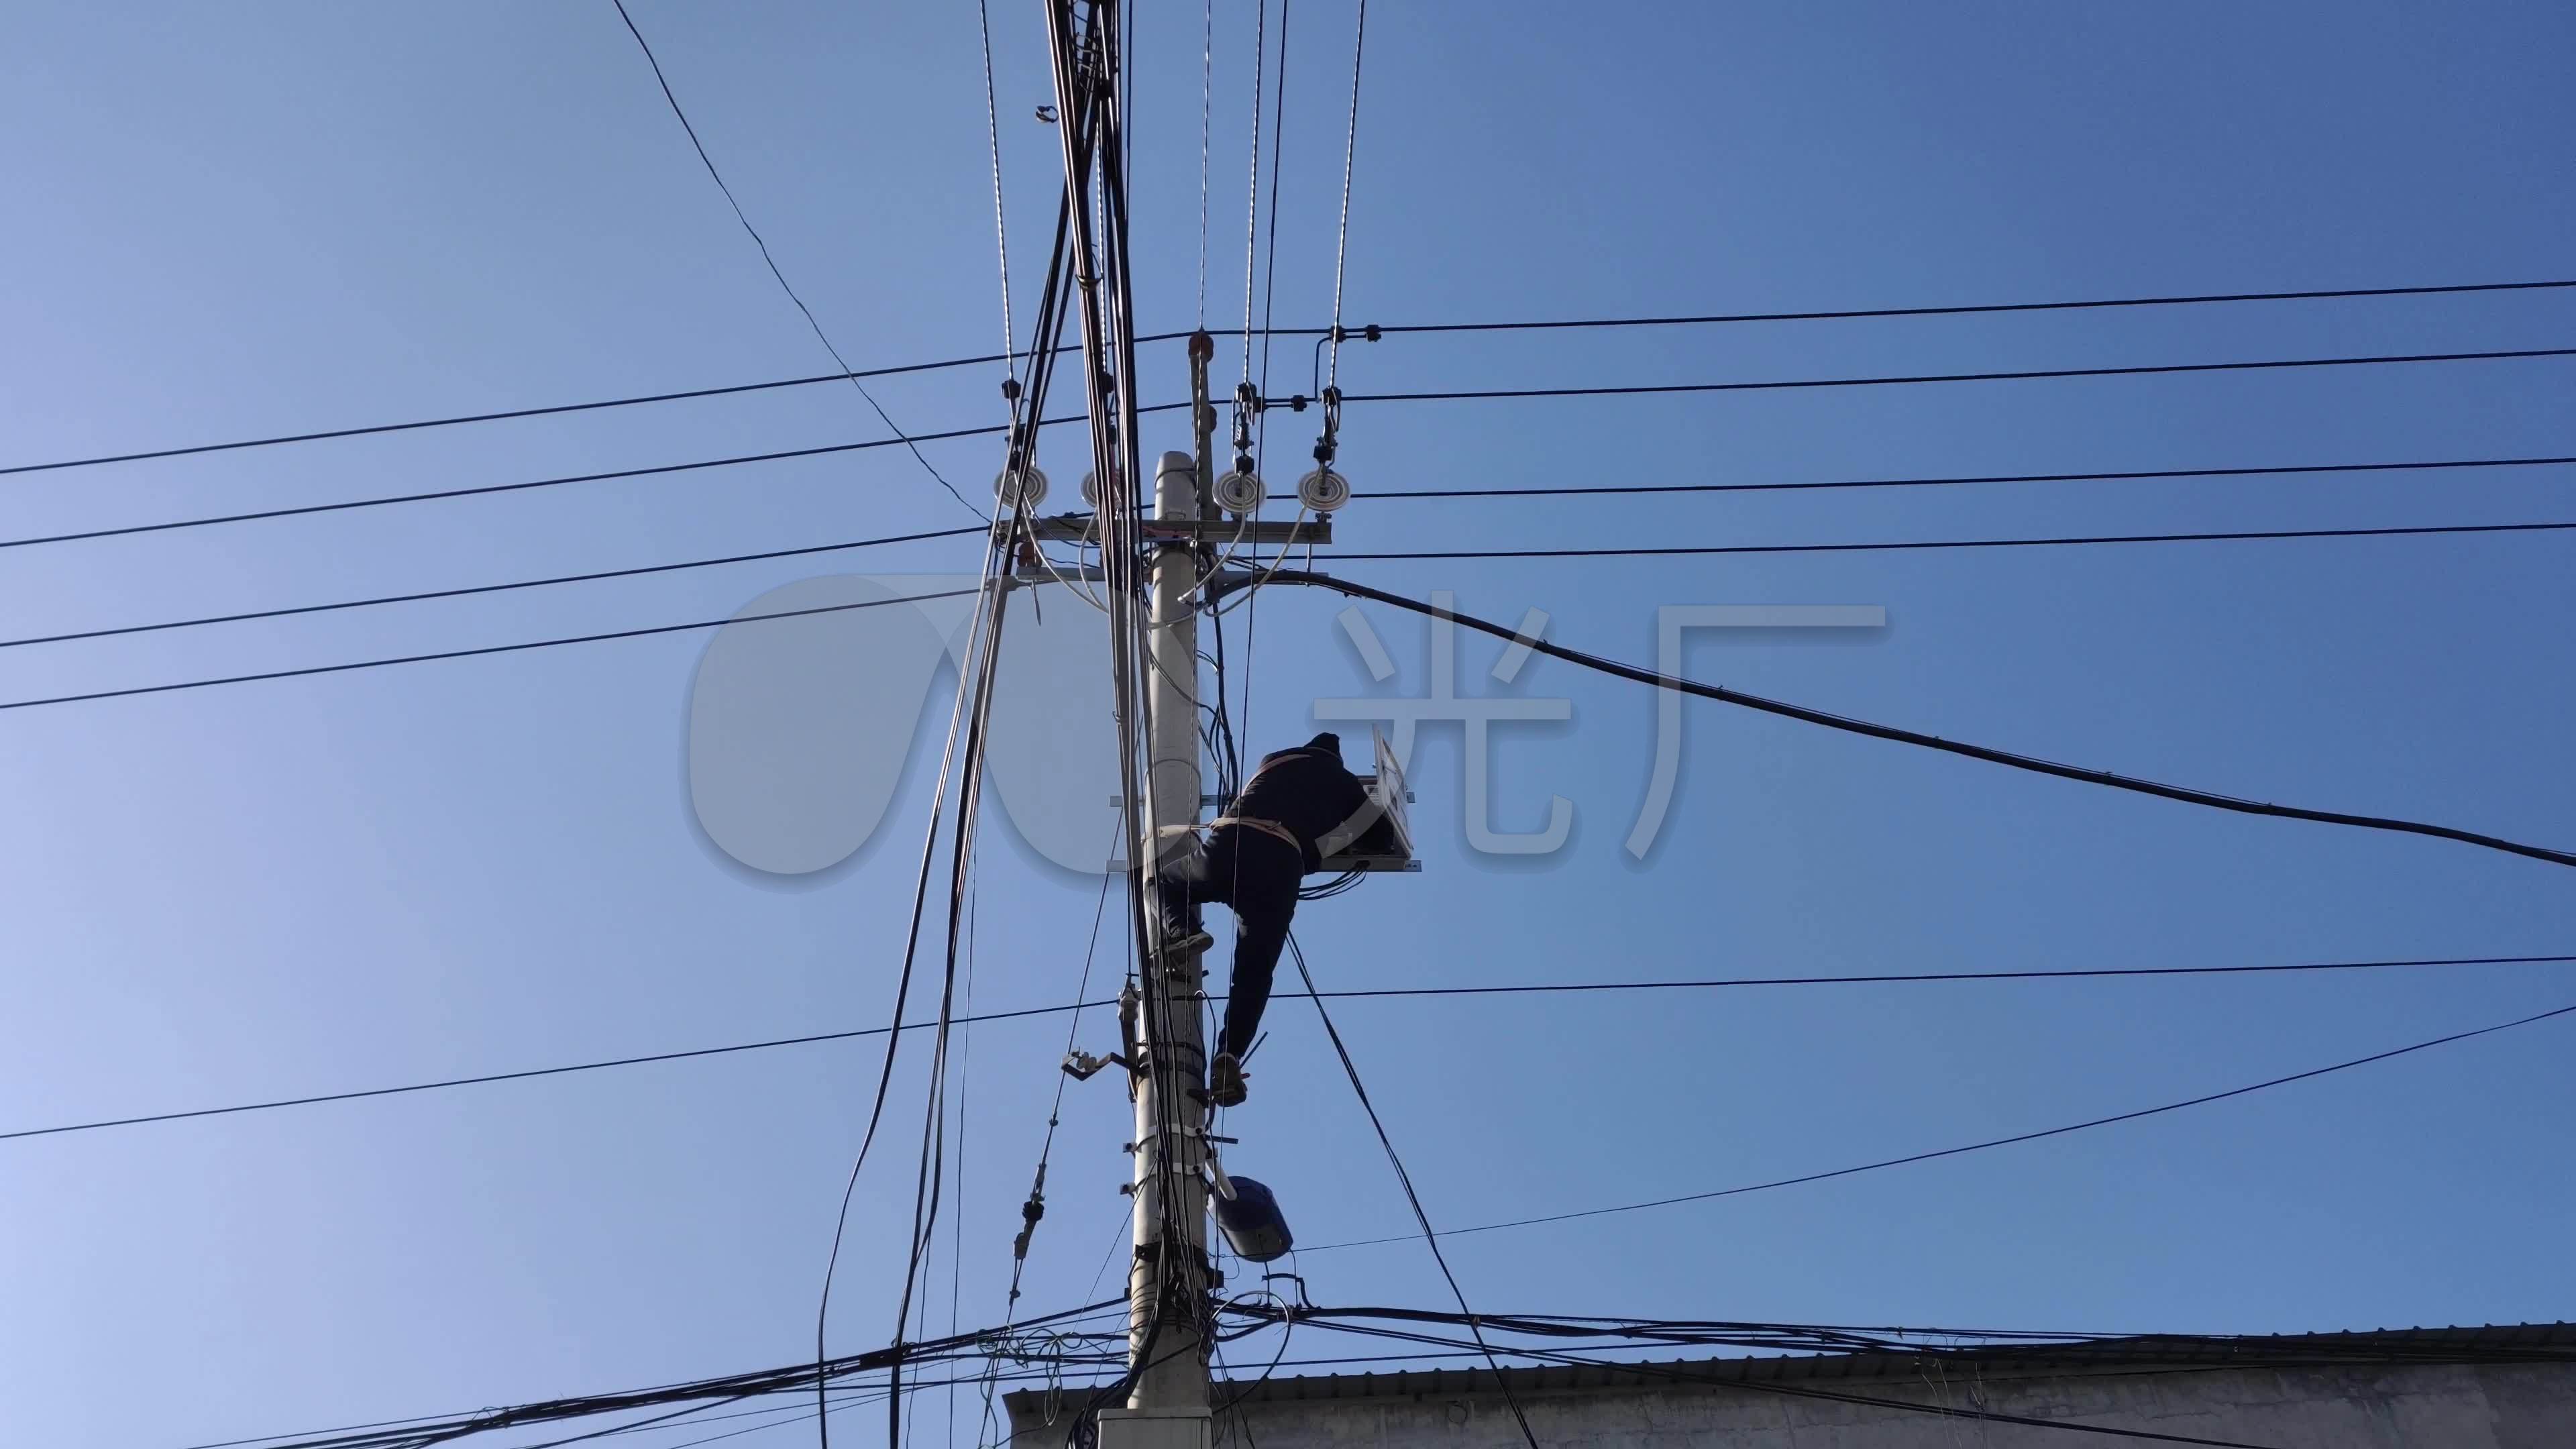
[1209,815,1304,855]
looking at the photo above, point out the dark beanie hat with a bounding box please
[1305,731,1344,759]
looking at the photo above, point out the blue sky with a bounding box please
[3,3,2573,1446]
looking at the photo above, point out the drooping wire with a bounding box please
[1294,996,2576,1253]
[975,834,1120,1449]
[1248,1313,2279,1448]
[1218,572,2576,871]
[1323,0,1368,391]
[606,0,976,518]
[21,951,2567,1149]
[813,534,1018,1449]
[943,873,981,1449]
[1282,932,1542,1449]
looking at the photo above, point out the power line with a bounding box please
[606,0,973,517]
[1326,519,2576,563]
[12,277,2565,479]
[7,438,2557,561]
[1230,573,2576,871]
[1363,276,2576,337]
[1297,453,2576,503]
[1301,998,2576,1252]
[38,509,2572,662]
[1306,344,2576,408]
[0,358,1043,482]
[973,0,1018,375]
[3,438,2550,561]
[1311,953,2576,998]
[0,525,985,651]
[0,586,981,716]
[1,991,1081,1146]
[1269,1317,2283,1448]
[1322,0,1367,392]
[178,1297,1128,1449]
[0,405,1191,553]
[1285,932,1540,1449]
[13,950,2563,1144]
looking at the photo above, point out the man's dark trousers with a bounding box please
[1163,823,1304,1060]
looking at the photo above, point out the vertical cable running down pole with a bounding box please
[1038,4,1214,1445]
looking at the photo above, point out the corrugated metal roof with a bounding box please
[1212,1323,2576,1404]
[1004,1322,2576,1415]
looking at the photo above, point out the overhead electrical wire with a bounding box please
[1321,518,2576,563]
[1322,0,1367,392]
[877,484,1022,1449]
[1197,0,1213,328]
[975,839,1125,1449]
[1287,452,2576,503]
[1251,0,1290,415]
[1254,1316,2284,1448]
[202,1318,2576,1449]
[0,414,1157,553]
[180,1297,1127,1449]
[10,278,2567,480]
[1236,0,1269,382]
[1356,275,2576,337]
[8,440,2554,561]
[974,0,1018,376]
[0,525,985,652]
[1300,343,2576,409]
[12,953,2566,1146]
[1020,13,1208,1443]
[194,1304,2576,1449]
[0,586,984,715]
[1283,932,1543,1449]
[1223,573,2576,870]
[607,0,973,517]
[812,511,1014,1449]
[1300,998,2576,1252]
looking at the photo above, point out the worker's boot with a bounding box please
[1164,929,1215,963]
[1208,1051,1248,1108]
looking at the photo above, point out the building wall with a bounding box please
[1016,1360,2576,1449]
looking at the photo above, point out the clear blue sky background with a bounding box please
[4,3,2573,1446]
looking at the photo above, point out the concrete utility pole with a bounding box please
[1100,447,1216,1449]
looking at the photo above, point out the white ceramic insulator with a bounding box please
[1213,470,1265,514]
[995,465,1050,511]
[1297,467,1350,513]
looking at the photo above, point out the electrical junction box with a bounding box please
[1093,1407,1212,1449]
[1316,729,1417,875]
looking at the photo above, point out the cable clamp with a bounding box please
[1313,386,1343,468]
[1061,1049,1132,1082]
